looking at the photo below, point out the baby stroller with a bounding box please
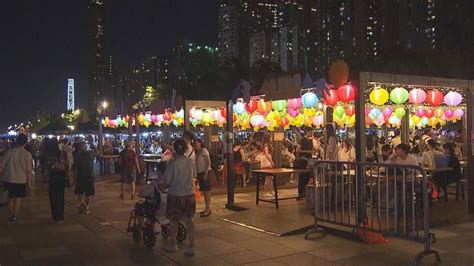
[126,183,187,248]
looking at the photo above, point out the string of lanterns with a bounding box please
[102,108,185,128]
[365,83,465,128]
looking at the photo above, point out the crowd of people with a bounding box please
[0,125,466,256]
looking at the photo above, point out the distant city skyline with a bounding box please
[0,0,218,129]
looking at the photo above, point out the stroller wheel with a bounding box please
[132,229,142,244]
[161,225,170,239]
[143,227,156,248]
[177,222,187,243]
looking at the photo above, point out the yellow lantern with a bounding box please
[369,88,389,106]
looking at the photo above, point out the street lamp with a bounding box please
[101,100,108,110]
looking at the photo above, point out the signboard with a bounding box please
[274,132,284,141]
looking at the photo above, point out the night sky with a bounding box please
[0,0,218,129]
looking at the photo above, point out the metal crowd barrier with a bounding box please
[304,160,441,266]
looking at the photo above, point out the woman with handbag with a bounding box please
[42,138,71,224]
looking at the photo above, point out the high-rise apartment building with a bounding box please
[218,1,239,65]
[88,0,107,107]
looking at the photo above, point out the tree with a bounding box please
[133,86,159,111]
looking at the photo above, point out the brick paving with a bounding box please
[1,177,474,266]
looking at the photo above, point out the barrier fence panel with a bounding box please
[304,160,441,266]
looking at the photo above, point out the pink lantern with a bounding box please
[415,107,425,117]
[287,98,302,110]
[408,89,426,104]
[288,108,300,118]
[454,108,464,118]
[444,109,454,119]
[444,91,463,106]
[364,107,370,116]
[156,114,164,123]
[382,107,392,118]
[151,115,158,123]
[189,107,196,119]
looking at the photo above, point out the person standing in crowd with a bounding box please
[194,139,212,217]
[394,144,418,166]
[261,134,275,197]
[182,131,196,161]
[281,140,296,183]
[103,138,113,174]
[325,123,338,161]
[0,134,33,223]
[43,138,70,224]
[233,141,247,186]
[72,142,95,214]
[161,139,196,256]
[312,132,324,159]
[391,129,402,148]
[366,134,377,162]
[119,141,141,200]
[296,127,313,200]
[338,138,355,163]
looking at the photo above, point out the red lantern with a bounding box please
[324,89,339,106]
[337,85,356,102]
[232,113,237,123]
[345,106,355,116]
[245,100,257,113]
[163,111,172,121]
[220,107,227,118]
[424,109,434,118]
[124,115,130,122]
[426,90,444,106]
[365,117,372,127]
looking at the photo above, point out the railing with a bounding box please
[304,160,441,266]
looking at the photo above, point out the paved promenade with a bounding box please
[1,178,474,266]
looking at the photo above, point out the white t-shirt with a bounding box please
[1,146,33,184]
[195,148,211,173]
[416,153,431,167]
[395,154,418,166]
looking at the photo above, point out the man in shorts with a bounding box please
[119,141,141,199]
[72,142,95,214]
[0,134,33,223]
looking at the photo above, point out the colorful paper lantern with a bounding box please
[288,108,300,118]
[271,100,287,111]
[233,102,245,115]
[177,109,184,119]
[444,109,454,119]
[302,92,319,108]
[278,116,290,128]
[365,116,372,128]
[323,89,339,106]
[426,90,444,106]
[428,117,438,127]
[424,109,434,118]
[250,114,264,128]
[369,108,382,120]
[434,108,444,118]
[334,106,345,117]
[374,115,385,128]
[245,100,258,113]
[395,107,406,118]
[415,107,425,118]
[220,107,227,118]
[409,89,427,104]
[382,107,392,118]
[337,85,356,102]
[287,98,302,110]
[411,115,421,125]
[369,88,389,106]
[345,106,355,116]
[313,115,324,127]
[444,91,463,106]
[389,116,399,127]
[454,108,464,118]
[390,87,409,104]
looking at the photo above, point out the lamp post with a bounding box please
[98,100,107,175]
